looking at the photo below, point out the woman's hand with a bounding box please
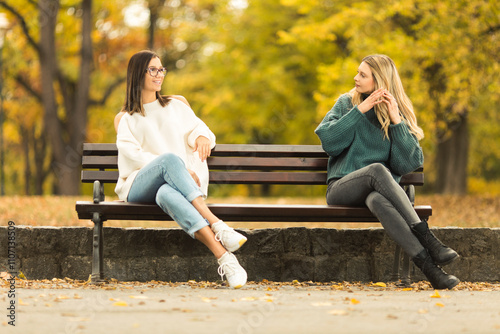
[188,169,201,187]
[194,136,212,162]
[357,88,385,113]
[381,90,401,124]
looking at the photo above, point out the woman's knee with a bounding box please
[366,163,392,181]
[157,153,184,168]
[155,183,175,206]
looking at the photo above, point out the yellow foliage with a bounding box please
[468,178,500,196]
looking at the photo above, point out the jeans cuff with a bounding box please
[187,219,210,239]
[186,189,204,202]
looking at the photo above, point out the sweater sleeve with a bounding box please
[173,100,216,149]
[116,115,158,174]
[314,94,365,157]
[388,122,424,175]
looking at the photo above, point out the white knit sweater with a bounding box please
[114,98,216,201]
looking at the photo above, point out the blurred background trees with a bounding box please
[0,0,498,196]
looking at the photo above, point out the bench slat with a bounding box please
[210,144,327,157]
[81,170,423,186]
[82,156,328,171]
[83,143,118,156]
[84,143,329,158]
[76,201,432,222]
[81,171,329,185]
[209,171,327,184]
[82,156,118,169]
[208,157,327,170]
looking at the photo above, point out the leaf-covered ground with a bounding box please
[1,275,499,292]
[0,194,499,228]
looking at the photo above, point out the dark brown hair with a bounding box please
[122,50,170,115]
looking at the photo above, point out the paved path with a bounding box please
[2,280,500,334]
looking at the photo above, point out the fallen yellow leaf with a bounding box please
[372,282,387,287]
[350,298,360,305]
[435,302,445,307]
[430,290,441,298]
[112,301,128,307]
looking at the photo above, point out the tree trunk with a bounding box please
[33,130,48,195]
[435,113,469,194]
[20,126,31,195]
[39,0,70,194]
[39,0,93,195]
[148,0,161,50]
[68,0,93,194]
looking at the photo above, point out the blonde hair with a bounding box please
[349,54,424,140]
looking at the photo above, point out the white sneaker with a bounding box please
[217,252,247,289]
[212,221,247,252]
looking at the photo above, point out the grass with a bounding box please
[0,194,499,229]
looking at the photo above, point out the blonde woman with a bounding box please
[315,54,459,289]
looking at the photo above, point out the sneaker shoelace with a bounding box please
[217,261,236,280]
[214,226,234,246]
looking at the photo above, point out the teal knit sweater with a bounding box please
[315,94,423,184]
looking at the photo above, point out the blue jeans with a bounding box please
[326,163,425,257]
[128,153,209,238]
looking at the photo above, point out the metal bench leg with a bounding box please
[391,245,402,281]
[392,245,412,287]
[401,253,411,287]
[91,212,105,283]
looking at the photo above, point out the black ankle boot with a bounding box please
[413,249,460,289]
[411,220,459,265]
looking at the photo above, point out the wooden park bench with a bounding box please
[76,143,432,284]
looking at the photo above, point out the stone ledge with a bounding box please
[0,226,498,282]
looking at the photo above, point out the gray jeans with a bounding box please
[326,163,425,257]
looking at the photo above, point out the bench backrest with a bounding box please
[81,143,424,186]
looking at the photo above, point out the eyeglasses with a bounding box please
[146,67,167,77]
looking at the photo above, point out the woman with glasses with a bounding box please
[315,54,460,289]
[114,50,247,288]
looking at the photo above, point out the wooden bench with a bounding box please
[76,143,432,284]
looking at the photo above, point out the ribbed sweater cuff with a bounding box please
[389,122,409,139]
[349,105,365,123]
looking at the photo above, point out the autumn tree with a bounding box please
[0,0,92,194]
[0,0,136,194]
